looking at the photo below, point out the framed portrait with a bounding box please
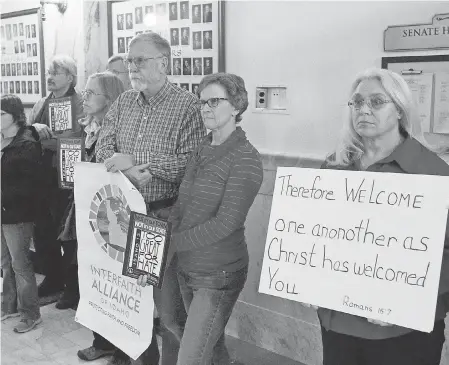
[181,27,190,46]
[169,2,178,21]
[145,5,153,14]
[135,7,143,24]
[170,27,179,46]
[180,1,189,20]
[107,1,225,89]
[192,4,201,24]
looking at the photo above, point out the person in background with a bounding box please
[54,72,125,313]
[94,32,206,365]
[27,55,85,302]
[318,67,449,365]
[138,73,263,365]
[106,55,131,91]
[1,95,42,333]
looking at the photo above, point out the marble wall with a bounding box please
[82,1,110,87]
[225,154,449,365]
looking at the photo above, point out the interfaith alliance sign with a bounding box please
[384,13,449,51]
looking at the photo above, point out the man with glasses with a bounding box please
[106,55,131,90]
[27,55,84,309]
[87,32,206,365]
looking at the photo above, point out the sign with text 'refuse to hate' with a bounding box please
[259,167,449,332]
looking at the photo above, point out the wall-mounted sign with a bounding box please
[384,13,449,52]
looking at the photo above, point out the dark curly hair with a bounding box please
[197,73,248,123]
[1,94,27,128]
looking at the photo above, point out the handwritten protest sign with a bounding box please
[123,212,171,289]
[48,96,72,132]
[75,163,153,359]
[57,137,84,189]
[259,167,449,332]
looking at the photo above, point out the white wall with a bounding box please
[226,1,449,159]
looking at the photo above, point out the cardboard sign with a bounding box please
[74,163,153,360]
[49,96,73,132]
[57,137,84,189]
[122,212,171,288]
[258,167,449,332]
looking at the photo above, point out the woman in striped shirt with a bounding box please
[169,73,264,364]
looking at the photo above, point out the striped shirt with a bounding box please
[96,79,206,203]
[170,127,264,272]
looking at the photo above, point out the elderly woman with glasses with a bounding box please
[317,68,449,365]
[139,72,264,365]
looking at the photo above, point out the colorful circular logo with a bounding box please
[89,184,131,263]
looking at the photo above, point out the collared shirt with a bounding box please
[319,137,449,339]
[96,79,206,203]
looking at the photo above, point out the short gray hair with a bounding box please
[48,54,78,87]
[129,32,171,73]
[198,73,249,123]
[107,54,124,65]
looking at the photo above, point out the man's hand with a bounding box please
[123,163,152,188]
[32,123,54,140]
[367,318,393,327]
[105,153,135,172]
[137,274,149,287]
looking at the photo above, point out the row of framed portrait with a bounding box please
[1,23,37,40]
[175,82,200,95]
[1,80,40,95]
[10,41,38,56]
[2,62,40,77]
[170,56,212,76]
[115,1,213,30]
[170,28,212,49]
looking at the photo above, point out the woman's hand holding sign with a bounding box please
[367,318,393,327]
[137,274,149,287]
[301,302,318,310]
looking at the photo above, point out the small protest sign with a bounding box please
[258,167,449,332]
[123,212,171,288]
[49,96,73,132]
[57,137,84,189]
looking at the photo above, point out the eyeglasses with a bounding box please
[348,96,394,110]
[46,71,67,77]
[81,89,106,99]
[106,69,128,75]
[197,97,228,109]
[123,56,163,68]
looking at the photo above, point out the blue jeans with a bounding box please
[176,266,248,365]
[1,222,40,320]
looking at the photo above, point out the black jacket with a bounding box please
[1,126,43,224]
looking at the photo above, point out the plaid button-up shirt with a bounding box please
[96,79,206,203]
